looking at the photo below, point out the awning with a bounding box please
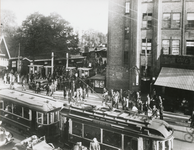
[154,67,194,91]
[89,74,105,80]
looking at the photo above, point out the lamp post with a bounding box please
[51,52,54,75]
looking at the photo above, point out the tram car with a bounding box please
[0,121,14,147]
[59,104,174,150]
[0,89,63,142]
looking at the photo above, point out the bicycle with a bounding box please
[184,120,194,143]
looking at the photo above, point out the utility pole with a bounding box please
[51,52,54,75]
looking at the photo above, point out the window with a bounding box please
[163,13,180,28]
[84,125,100,141]
[124,51,129,64]
[94,80,104,88]
[162,39,180,55]
[37,112,43,124]
[125,2,130,14]
[103,130,122,148]
[124,135,138,150]
[162,40,170,54]
[72,121,82,136]
[13,104,22,116]
[142,39,152,54]
[125,27,130,39]
[186,40,194,55]
[142,13,152,29]
[49,111,59,123]
[187,13,194,28]
[171,40,180,55]
[0,100,3,109]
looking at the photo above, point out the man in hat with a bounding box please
[89,138,100,150]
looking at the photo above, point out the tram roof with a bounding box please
[0,89,63,112]
[60,104,174,140]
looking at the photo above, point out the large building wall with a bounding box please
[107,0,129,90]
[107,0,194,91]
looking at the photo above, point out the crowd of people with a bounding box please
[102,88,164,119]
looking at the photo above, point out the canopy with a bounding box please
[154,67,194,91]
[89,74,105,80]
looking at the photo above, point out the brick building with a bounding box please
[107,0,194,95]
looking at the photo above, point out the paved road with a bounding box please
[0,79,193,150]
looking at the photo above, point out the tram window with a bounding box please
[13,104,22,116]
[4,101,12,112]
[103,130,122,148]
[23,107,30,120]
[50,112,54,123]
[143,139,152,150]
[84,124,100,141]
[124,136,137,150]
[37,112,43,124]
[165,141,169,150]
[49,111,59,124]
[0,100,3,109]
[44,113,47,124]
[54,111,59,122]
[72,121,82,136]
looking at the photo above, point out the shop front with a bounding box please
[154,65,194,115]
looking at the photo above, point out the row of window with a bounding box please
[124,12,194,31]
[141,39,194,55]
[71,121,137,149]
[70,121,173,150]
[126,0,194,12]
[123,38,194,57]
[1,100,31,120]
[125,2,194,29]
[0,99,59,124]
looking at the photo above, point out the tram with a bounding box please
[0,89,63,142]
[59,104,174,150]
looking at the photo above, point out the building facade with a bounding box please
[107,0,194,93]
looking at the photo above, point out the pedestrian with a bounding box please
[45,84,50,96]
[143,101,149,116]
[86,84,89,97]
[89,138,100,150]
[35,82,40,93]
[159,103,164,120]
[22,77,26,91]
[152,105,158,118]
[4,73,7,84]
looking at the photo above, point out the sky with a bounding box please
[1,0,109,34]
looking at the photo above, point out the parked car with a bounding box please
[28,79,48,91]
[0,121,14,147]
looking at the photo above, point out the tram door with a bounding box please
[31,110,37,131]
[63,117,69,141]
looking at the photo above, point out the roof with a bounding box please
[0,36,11,58]
[89,74,105,80]
[78,67,92,71]
[0,89,63,112]
[154,67,194,91]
